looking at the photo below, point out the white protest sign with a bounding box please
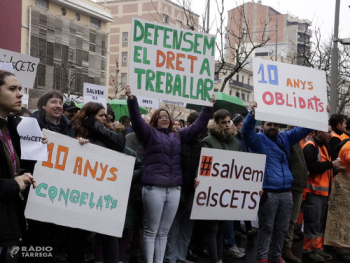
[138,96,159,108]
[22,94,29,106]
[191,148,266,220]
[160,99,187,107]
[0,48,39,89]
[129,18,215,106]
[17,117,47,161]
[0,62,14,73]
[25,130,135,237]
[253,58,328,131]
[83,83,107,109]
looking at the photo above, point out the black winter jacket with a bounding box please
[0,115,26,246]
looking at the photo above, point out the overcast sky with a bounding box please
[183,0,350,40]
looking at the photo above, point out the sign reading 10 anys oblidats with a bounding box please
[129,18,215,106]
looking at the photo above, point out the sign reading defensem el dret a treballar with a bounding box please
[129,18,215,106]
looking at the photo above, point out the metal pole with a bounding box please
[275,16,278,61]
[330,0,340,114]
[206,0,210,33]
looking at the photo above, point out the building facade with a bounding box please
[103,0,199,99]
[0,0,113,108]
[225,0,311,63]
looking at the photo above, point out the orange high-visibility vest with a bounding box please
[341,132,350,141]
[303,140,333,196]
[331,131,342,141]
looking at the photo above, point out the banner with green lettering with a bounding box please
[129,18,215,106]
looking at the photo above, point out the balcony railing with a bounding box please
[229,79,254,91]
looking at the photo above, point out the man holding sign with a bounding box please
[241,101,312,263]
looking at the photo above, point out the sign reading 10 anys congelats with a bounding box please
[129,18,215,106]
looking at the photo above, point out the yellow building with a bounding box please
[20,0,113,108]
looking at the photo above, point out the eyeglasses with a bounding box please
[158,116,170,120]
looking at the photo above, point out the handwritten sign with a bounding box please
[83,83,107,110]
[190,148,266,220]
[137,96,159,108]
[253,58,328,131]
[22,93,29,106]
[17,116,47,161]
[325,172,350,248]
[129,18,215,106]
[160,99,187,107]
[25,130,135,237]
[0,48,39,89]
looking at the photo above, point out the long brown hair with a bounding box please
[149,109,174,131]
[72,102,112,138]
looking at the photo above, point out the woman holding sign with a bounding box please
[0,70,37,262]
[72,102,125,263]
[200,109,243,263]
[125,86,214,263]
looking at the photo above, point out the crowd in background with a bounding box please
[1,72,350,263]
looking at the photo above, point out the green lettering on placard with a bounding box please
[193,34,203,54]
[133,46,142,63]
[59,188,70,204]
[143,47,150,65]
[145,70,155,91]
[133,20,144,42]
[154,25,164,45]
[203,36,215,56]
[200,58,211,76]
[89,192,96,208]
[182,32,194,52]
[203,79,213,101]
[134,68,145,90]
[104,195,113,208]
[48,186,58,202]
[144,23,154,44]
[80,192,88,206]
[155,71,165,93]
[165,73,173,94]
[163,28,173,48]
[173,30,183,50]
[196,79,204,100]
[182,76,189,98]
[96,196,104,210]
[190,77,197,99]
[173,75,182,96]
[36,183,48,197]
[70,190,80,203]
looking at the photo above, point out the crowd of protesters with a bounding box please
[2,72,350,263]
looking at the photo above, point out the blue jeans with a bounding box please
[224,221,237,247]
[142,185,181,263]
[165,193,195,263]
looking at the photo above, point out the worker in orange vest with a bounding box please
[329,114,347,160]
[302,126,341,262]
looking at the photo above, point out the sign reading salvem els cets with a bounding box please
[129,18,215,107]
[0,48,40,89]
[190,148,266,221]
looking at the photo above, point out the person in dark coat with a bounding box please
[72,102,126,263]
[125,86,214,263]
[0,70,36,262]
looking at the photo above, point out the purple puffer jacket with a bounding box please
[127,97,212,187]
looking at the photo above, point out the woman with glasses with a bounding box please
[125,86,214,263]
[200,109,242,263]
[71,102,125,263]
